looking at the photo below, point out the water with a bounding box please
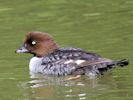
[0,0,132,100]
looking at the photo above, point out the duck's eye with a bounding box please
[31,40,37,46]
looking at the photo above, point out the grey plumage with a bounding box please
[38,47,129,76]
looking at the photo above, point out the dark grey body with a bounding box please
[30,48,128,76]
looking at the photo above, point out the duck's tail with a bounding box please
[107,59,129,68]
[98,59,129,74]
[115,59,129,67]
[74,58,129,75]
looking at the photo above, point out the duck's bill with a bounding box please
[16,45,29,53]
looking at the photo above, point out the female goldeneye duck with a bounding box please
[16,31,129,76]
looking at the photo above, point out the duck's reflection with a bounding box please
[19,73,123,100]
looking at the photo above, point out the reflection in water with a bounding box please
[19,73,125,100]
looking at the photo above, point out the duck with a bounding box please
[16,31,129,76]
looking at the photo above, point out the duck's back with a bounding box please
[29,47,128,76]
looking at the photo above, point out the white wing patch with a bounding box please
[75,60,85,65]
[64,59,85,65]
[64,60,74,64]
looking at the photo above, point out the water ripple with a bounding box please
[83,13,101,16]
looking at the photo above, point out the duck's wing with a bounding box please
[40,47,107,75]
[42,47,102,64]
[41,47,128,76]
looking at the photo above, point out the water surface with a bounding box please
[0,0,132,100]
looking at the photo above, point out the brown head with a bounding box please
[16,31,59,57]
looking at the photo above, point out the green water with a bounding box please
[0,0,132,100]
